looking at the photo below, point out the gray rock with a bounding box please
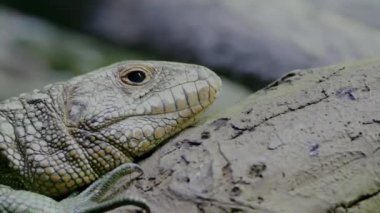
[311,0,380,29]
[90,0,380,80]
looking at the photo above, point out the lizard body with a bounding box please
[0,61,221,212]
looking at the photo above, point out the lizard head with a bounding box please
[64,61,221,160]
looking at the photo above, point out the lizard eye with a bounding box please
[120,66,152,86]
[126,70,146,83]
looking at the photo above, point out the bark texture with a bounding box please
[113,59,380,213]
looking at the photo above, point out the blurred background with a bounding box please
[1,0,380,110]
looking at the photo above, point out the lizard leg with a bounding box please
[0,185,64,213]
[0,163,148,213]
[61,163,150,213]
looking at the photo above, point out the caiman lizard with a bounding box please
[0,61,221,212]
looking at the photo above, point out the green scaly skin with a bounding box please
[0,61,221,212]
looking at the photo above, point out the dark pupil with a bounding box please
[127,71,146,83]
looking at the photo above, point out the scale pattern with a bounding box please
[0,61,221,212]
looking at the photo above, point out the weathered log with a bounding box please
[113,59,380,213]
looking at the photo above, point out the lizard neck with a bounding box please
[0,85,100,197]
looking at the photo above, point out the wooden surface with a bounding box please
[113,59,380,213]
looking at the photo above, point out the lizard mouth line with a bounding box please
[82,100,217,132]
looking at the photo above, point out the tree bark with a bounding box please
[113,59,380,213]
